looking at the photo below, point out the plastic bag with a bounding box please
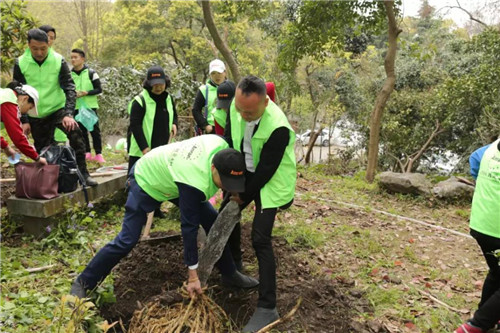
[75,101,98,131]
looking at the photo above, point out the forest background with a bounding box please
[1,0,499,174]
[1,1,500,332]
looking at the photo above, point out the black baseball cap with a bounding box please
[147,65,166,86]
[212,148,245,193]
[216,80,236,110]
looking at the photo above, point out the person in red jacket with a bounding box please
[265,82,276,103]
[1,81,47,165]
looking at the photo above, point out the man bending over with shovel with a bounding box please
[71,135,258,298]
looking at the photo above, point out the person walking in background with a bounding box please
[0,82,47,165]
[265,82,276,103]
[224,76,297,332]
[192,59,227,135]
[13,28,97,186]
[70,48,104,163]
[455,139,500,333]
[470,135,498,181]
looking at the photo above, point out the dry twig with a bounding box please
[256,297,302,333]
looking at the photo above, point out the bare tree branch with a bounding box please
[405,120,445,172]
[438,0,489,27]
[386,152,405,172]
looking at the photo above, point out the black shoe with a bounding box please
[235,259,244,272]
[221,270,259,289]
[242,307,279,332]
[70,277,87,298]
[85,176,98,187]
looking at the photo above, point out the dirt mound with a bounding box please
[101,225,382,332]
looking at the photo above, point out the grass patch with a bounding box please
[273,220,326,249]
[297,166,473,331]
[365,284,405,312]
[455,209,469,218]
[350,230,384,259]
[0,201,125,332]
[403,245,429,266]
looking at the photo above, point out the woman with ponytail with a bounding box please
[0,81,47,164]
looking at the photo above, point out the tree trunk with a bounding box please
[94,0,99,58]
[304,129,322,164]
[169,41,183,67]
[304,64,322,164]
[201,0,241,83]
[198,201,241,286]
[73,0,90,58]
[365,1,402,183]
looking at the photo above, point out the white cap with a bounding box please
[21,85,39,117]
[209,59,226,74]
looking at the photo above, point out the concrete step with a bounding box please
[7,172,127,235]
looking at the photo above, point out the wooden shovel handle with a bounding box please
[141,212,154,240]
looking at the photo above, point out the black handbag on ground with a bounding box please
[40,145,88,202]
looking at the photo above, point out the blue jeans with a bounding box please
[79,170,236,290]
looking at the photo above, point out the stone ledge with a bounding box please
[7,172,127,218]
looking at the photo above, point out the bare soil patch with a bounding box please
[101,224,383,332]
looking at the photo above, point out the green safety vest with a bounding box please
[211,107,227,129]
[470,139,500,238]
[71,68,99,109]
[0,88,18,106]
[127,89,174,158]
[199,82,217,126]
[134,135,228,202]
[54,128,67,142]
[229,99,296,209]
[18,48,66,118]
[0,88,19,130]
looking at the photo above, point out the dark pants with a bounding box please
[29,109,89,175]
[470,229,500,330]
[128,155,141,174]
[250,196,278,309]
[224,174,292,309]
[75,108,102,154]
[79,169,235,290]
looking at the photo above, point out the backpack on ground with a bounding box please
[41,145,88,195]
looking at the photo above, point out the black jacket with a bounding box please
[129,89,178,151]
[14,55,76,123]
[224,110,289,204]
[191,80,218,130]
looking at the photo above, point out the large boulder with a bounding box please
[432,176,474,201]
[379,172,432,195]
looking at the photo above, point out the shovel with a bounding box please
[140,211,181,243]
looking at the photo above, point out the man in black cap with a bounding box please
[71,135,259,298]
[212,80,236,135]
